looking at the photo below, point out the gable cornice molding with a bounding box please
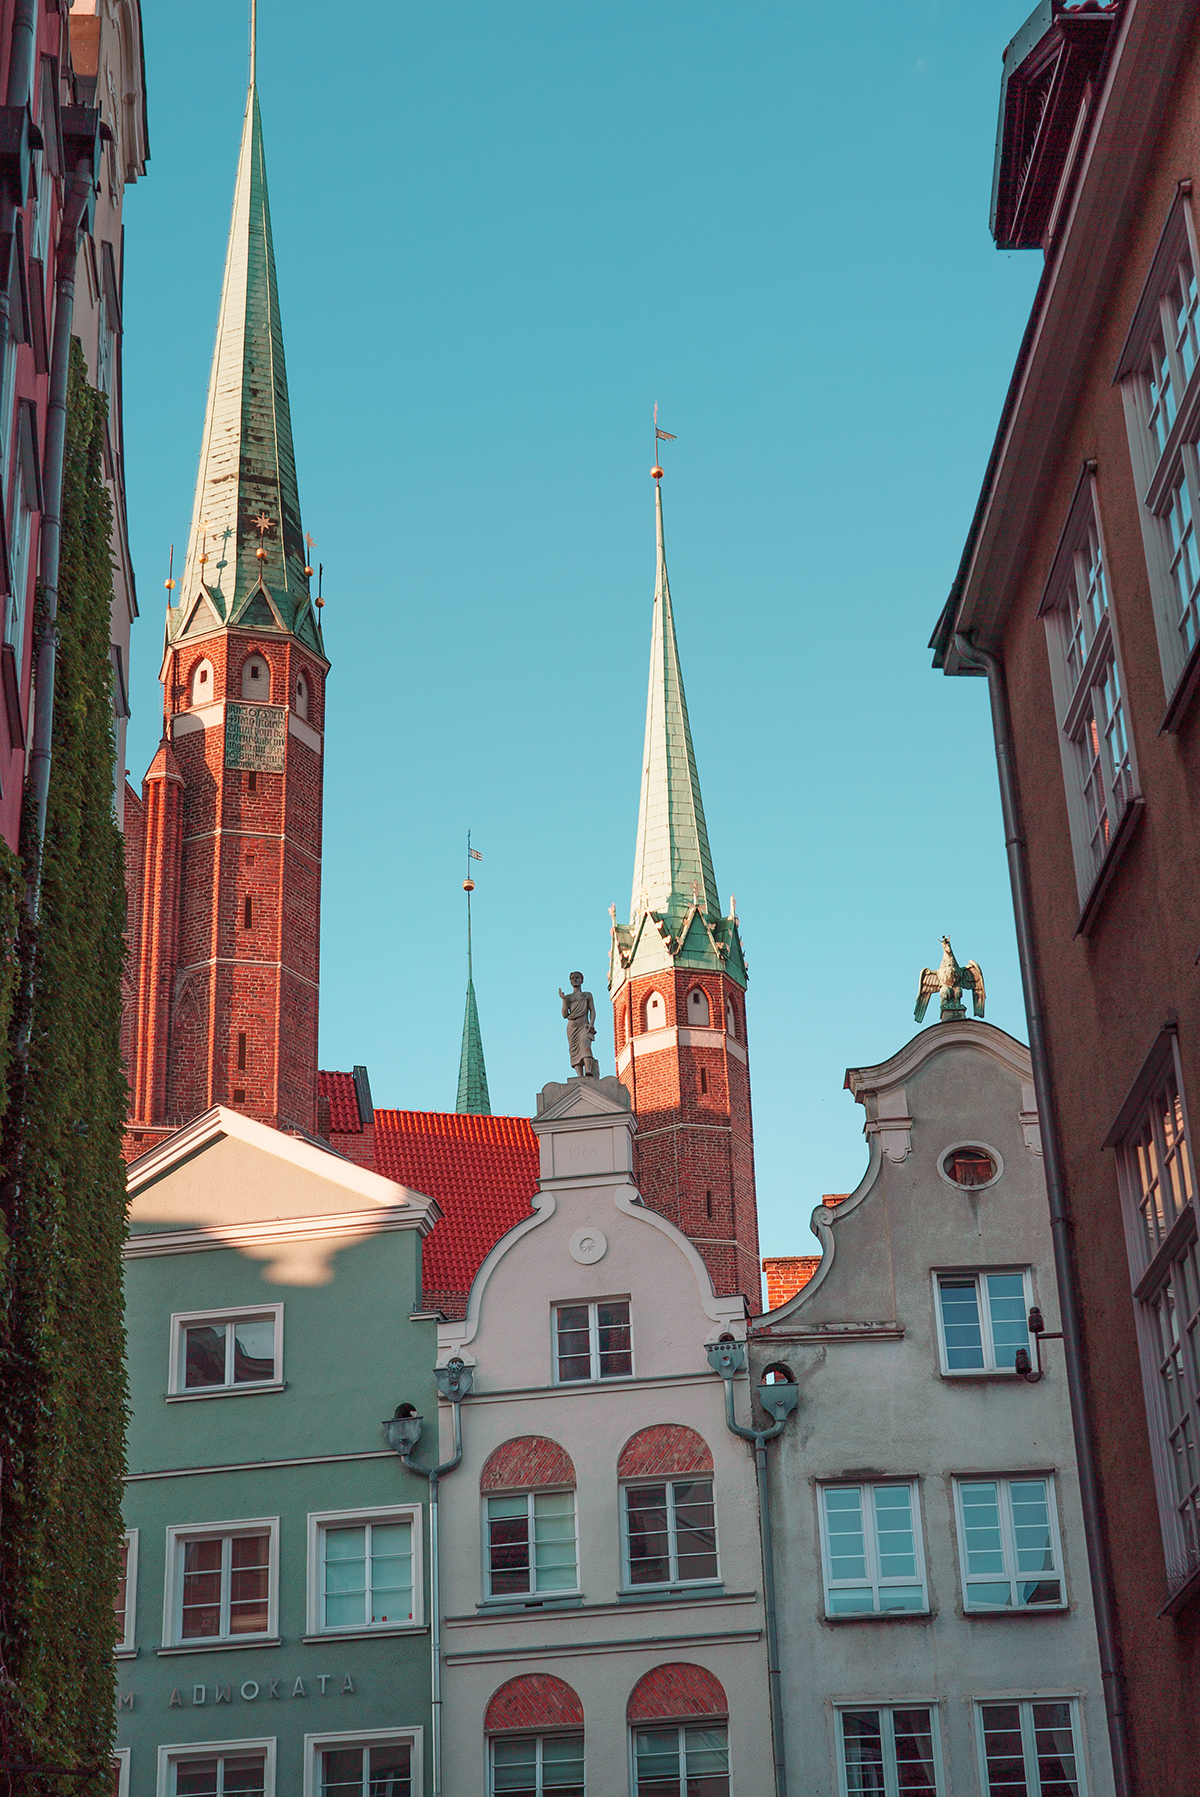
[844,1019,1033,1100]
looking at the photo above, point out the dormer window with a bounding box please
[241,653,270,701]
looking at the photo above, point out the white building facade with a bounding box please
[433,1075,776,1797]
[750,1021,1116,1797]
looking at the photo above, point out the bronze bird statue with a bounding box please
[914,936,985,1024]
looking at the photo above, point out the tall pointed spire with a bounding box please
[456,867,491,1115]
[168,37,320,652]
[629,475,721,930]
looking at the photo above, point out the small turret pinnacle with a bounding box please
[628,470,721,930]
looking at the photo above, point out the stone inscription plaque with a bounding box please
[226,703,287,772]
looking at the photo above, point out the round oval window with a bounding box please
[943,1146,996,1187]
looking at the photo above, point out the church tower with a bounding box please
[123,62,325,1150]
[609,468,760,1308]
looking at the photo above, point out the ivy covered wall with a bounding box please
[0,340,129,1790]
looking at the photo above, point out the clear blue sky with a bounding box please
[122,1,1043,1256]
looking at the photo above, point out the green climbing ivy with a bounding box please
[0,338,129,1792]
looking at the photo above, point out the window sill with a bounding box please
[165,1381,287,1403]
[963,1604,1068,1619]
[1159,631,1200,734]
[114,1647,138,1661]
[617,1583,725,1603]
[477,1595,584,1614]
[939,1369,1023,1382]
[1074,795,1145,939]
[157,1637,280,1656]
[823,1609,933,1625]
[301,1626,426,1642]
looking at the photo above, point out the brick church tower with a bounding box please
[608,469,760,1308]
[123,72,326,1153]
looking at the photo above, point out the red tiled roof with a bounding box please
[372,1107,540,1309]
[318,1069,362,1134]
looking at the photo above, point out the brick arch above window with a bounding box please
[480,1435,576,1493]
[618,1424,713,1481]
[627,1663,728,1723]
[486,1673,584,1734]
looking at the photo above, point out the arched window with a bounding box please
[486,1676,584,1797]
[241,653,270,700]
[628,1665,729,1797]
[618,1427,717,1592]
[295,670,309,719]
[643,990,666,1031]
[725,995,738,1038]
[687,987,711,1027]
[189,658,214,706]
[480,1437,578,1600]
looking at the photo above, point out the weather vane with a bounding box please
[652,402,677,480]
[253,512,273,563]
[164,543,176,596]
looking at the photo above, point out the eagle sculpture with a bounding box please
[914,936,985,1024]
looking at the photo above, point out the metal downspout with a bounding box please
[403,1396,463,1797]
[26,156,90,919]
[714,1361,791,1797]
[954,632,1134,1797]
[0,0,39,718]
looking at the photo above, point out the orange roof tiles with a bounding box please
[318,1069,362,1134]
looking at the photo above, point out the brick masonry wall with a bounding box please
[616,1423,714,1479]
[613,966,761,1309]
[626,1662,728,1722]
[762,1256,821,1309]
[484,1674,584,1733]
[480,1436,576,1491]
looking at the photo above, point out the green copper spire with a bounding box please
[168,65,321,653]
[629,478,721,929]
[456,881,491,1115]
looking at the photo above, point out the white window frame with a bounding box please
[167,1304,284,1400]
[162,1517,280,1648]
[302,1725,424,1797]
[1117,187,1200,709]
[620,1475,720,1592]
[834,1703,945,1797]
[551,1297,634,1384]
[629,1720,730,1796]
[973,1697,1088,1797]
[112,1748,131,1797]
[156,1738,277,1797]
[933,1268,1034,1377]
[1038,473,1139,907]
[488,1730,585,1797]
[1108,1028,1200,1599]
[115,1527,138,1657]
[952,1475,1067,1612]
[306,1503,424,1636]
[817,1480,929,1617]
[481,1486,579,1601]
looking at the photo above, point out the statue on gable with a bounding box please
[559,972,599,1078]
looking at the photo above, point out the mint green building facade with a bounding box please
[115,1108,440,1797]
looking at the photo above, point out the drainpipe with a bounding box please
[26,145,93,919]
[385,1357,474,1797]
[953,632,1133,1797]
[706,1338,798,1797]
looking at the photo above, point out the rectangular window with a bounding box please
[552,1298,632,1382]
[237,1032,247,1072]
[112,1749,130,1797]
[318,1741,412,1795]
[168,1305,283,1398]
[633,1725,728,1797]
[163,1519,278,1646]
[935,1271,1031,1374]
[115,1528,138,1654]
[953,1476,1065,1610]
[1038,480,1139,904]
[306,1505,422,1635]
[165,1746,272,1796]
[624,1479,718,1588]
[975,1700,1086,1797]
[1110,1032,1200,1597]
[243,895,253,929]
[485,1490,578,1597]
[818,1481,927,1615]
[836,1707,943,1797]
[490,1734,584,1795]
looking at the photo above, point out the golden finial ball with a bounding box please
[255,546,267,560]
[304,565,314,577]
[651,465,664,480]
[463,879,475,893]
[164,577,176,590]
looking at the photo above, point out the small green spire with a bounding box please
[629,477,721,929]
[456,880,491,1115]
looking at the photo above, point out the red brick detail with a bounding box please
[823,1193,849,1208]
[481,1436,576,1492]
[485,1674,584,1734]
[617,1424,713,1480]
[763,1256,821,1308]
[626,1663,727,1723]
